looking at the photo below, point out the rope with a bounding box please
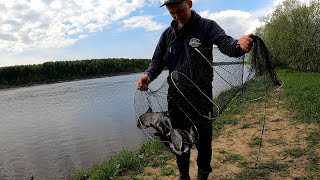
[254,84,283,168]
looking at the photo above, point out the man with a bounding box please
[136,0,253,179]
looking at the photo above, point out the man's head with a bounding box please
[161,0,193,27]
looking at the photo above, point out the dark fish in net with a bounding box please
[137,107,169,129]
[136,105,196,155]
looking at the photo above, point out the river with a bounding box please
[0,72,170,179]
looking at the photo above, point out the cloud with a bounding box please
[200,10,261,38]
[121,16,165,31]
[0,0,144,53]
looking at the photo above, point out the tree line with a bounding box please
[256,0,320,72]
[0,58,150,88]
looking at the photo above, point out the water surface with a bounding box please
[0,72,168,179]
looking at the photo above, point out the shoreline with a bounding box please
[0,71,144,91]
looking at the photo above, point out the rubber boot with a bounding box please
[177,161,190,180]
[197,168,210,180]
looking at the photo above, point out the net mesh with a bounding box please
[134,36,281,155]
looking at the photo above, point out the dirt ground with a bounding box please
[130,91,320,179]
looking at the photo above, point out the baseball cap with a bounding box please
[160,0,185,7]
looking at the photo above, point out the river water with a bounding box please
[0,72,169,179]
[0,64,250,179]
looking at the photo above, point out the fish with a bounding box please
[166,128,195,156]
[170,129,183,151]
[137,107,195,156]
[137,107,168,129]
[180,129,195,145]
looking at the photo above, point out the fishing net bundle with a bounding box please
[134,36,282,156]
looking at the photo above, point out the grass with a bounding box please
[222,153,244,164]
[249,136,261,147]
[73,140,167,180]
[73,149,145,180]
[235,162,289,179]
[212,86,242,116]
[281,148,306,158]
[212,114,239,138]
[305,131,320,177]
[212,96,245,138]
[241,123,252,129]
[139,140,165,156]
[217,149,245,165]
[276,69,320,178]
[239,75,275,102]
[267,138,287,146]
[277,69,320,124]
[306,153,320,177]
[160,166,175,176]
[306,131,320,148]
[256,162,289,172]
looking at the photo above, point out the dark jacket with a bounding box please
[145,10,244,89]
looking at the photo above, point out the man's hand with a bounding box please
[237,33,254,53]
[137,74,151,91]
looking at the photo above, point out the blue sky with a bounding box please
[0,0,291,67]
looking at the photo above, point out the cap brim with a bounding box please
[160,2,170,7]
[160,0,184,7]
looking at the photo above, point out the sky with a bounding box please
[0,0,302,67]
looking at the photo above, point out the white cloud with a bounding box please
[200,10,261,39]
[0,0,144,52]
[121,16,165,31]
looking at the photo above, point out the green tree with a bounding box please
[257,0,320,71]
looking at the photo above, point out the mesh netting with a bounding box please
[134,36,281,155]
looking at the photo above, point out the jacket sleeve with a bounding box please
[207,20,245,57]
[144,30,168,81]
